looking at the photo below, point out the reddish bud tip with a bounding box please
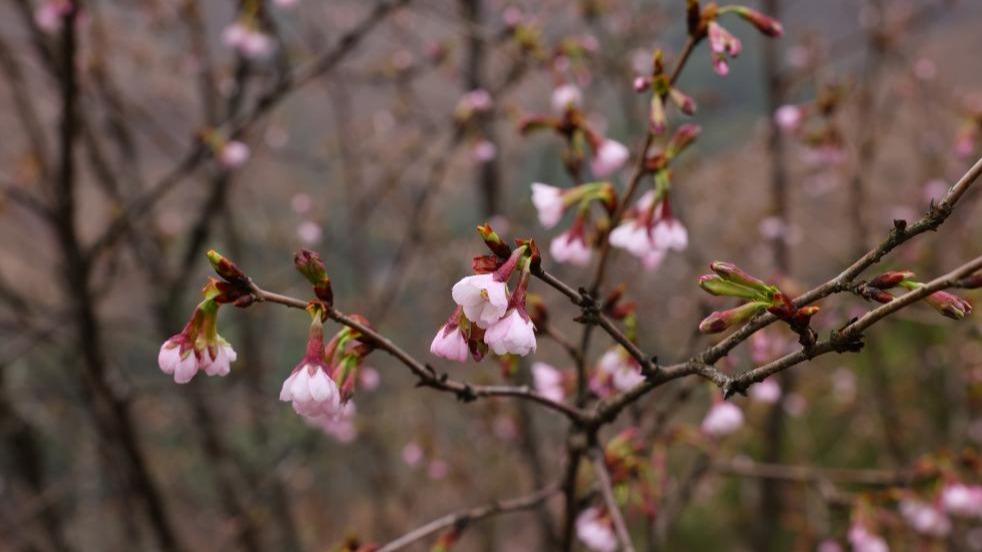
[868,270,916,289]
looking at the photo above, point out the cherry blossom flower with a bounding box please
[576,507,617,552]
[359,367,380,391]
[159,297,236,384]
[701,401,744,438]
[532,362,565,402]
[550,218,592,266]
[707,21,742,76]
[590,138,629,177]
[774,105,803,132]
[471,139,497,162]
[280,312,343,421]
[222,22,275,60]
[941,483,982,518]
[430,310,470,362]
[551,83,582,114]
[451,273,509,328]
[218,140,250,169]
[484,308,536,356]
[609,191,687,269]
[296,220,322,245]
[531,183,566,228]
[750,378,782,404]
[401,442,424,467]
[899,499,951,537]
[35,0,72,33]
[307,401,357,443]
[847,525,889,552]
[158,333,201,384]
[597,348,644,392]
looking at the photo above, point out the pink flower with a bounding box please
[551,84,582,114]
[749,378,782,404]
[280,363,342,419]
[550,229,592,266]
[359,367,381,391]
[591,139,629,177]
[222,22,274,60]
[451,273,509,328]
[307,401,357,443]
[296,220,322,245]
[532,362,565,402]
[609,220,651,257]
[609,191,686,266]
[652,216,688,251]
[774,105,803,132]
[531,183,566,228]
[707,21,742,76]
[455,89,493,119]
[34,0,70,33]
[575,507,617,552]
[598,349,644,392]
[941,483,982,518]
[848,525,889,552]
[218,140,250,169]
[201,339,237,377]
[484,309,536,356]
[430,324,470,362]
[402,442,424,467]
[158,335,201,384]
[899,499,951,537]
[701,401,744,437]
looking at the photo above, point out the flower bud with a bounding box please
[666,124,701,158]
[294,249,333,305]
[669,87,697,116]
[633,76,651,93]
[698,301,768,334]
[957,272,982,289]
[710,262,774,296]
[926,290,973,320]
[734,7,784,37]
[649,95,667,135]
[477,223,512,259]
[207,249,247,283]
[698,274,767,301]
[868,270,916,289]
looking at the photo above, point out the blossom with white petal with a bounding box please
[531,183,566,228]
[576,507,617,552]
[899,499,951,537]
[430,324,470,362]
[598,349,644,392]
[609,220,651,257]
[591,139,629,177]
[223,22,275,60]
[774,105,803,132]
[158,335,200,384]
[218,140,250,169]
[941,483,982,518]
[551,84,582,114]
[451,273,509,328]
[532,362,565,402]
[750,378,782,404]
[701,401,744,437]
[550,230,592,266]
[280,362,342,419]
[484,309,536,356]
[848,525,889,552]
[202,339,237,377]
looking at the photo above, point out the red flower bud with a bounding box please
[926,290,973,320]
[868,270,916,289]
[294,249,334,305]
[477,223,512,259]
[207,249,247,284]
[734,7,784,37]
[699,302,768,334]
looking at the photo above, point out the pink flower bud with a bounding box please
[551,83,582,114]
[669,87,697,116]
[699,302,768,334]
[633,76,651,93]
[530,182,566,229]
[158,335,200,384]
[430,324,470,362]
[590,139,629,178]
[280,362,342,420]
[550,230,592,267]
[925,290,973,320]
[868,270,916,289]
[701,401,744,437]
[649,95,667,134]
[734,7,784,37]
[483,309,536,356]
[401,441,424,467]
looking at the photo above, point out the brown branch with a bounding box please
[589,448,635,552]
[375,484,560,552]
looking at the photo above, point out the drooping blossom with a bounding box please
[590,138,629,177]
[749,378,782,404]
[551,83,583,114]
[531,182,566,228]
[707,21,742,76]
[848,525,889,552]
[431,307,471,362]
[159,295,236,384]
[701,401,744,438]
[899,499,951,538]
[550,215,592,266]
[218,140,250,169]
[280,308,343,421]
[451,273,509,329]
[575,507,617,552]
[484,259,536,356]
[610,190,687,269]
[222,21,275,60]
[532,362,566,402]
[940,483,982,518]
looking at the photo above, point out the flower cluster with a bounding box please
[634,50,696,134]
[158,290,238,384]
[687,3,783,76]
[531,181,615,267]
[431,227,539,361]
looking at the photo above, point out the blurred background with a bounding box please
[1,0,981,550]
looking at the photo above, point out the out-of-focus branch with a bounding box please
[589,447,635,552]
[714,458,937,487]
[375,483,560,552]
